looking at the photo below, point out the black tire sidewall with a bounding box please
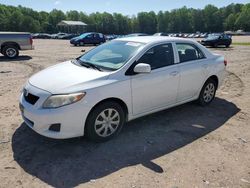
[198,79,217,106]
[85,101,125,142]
[3,46,19,59]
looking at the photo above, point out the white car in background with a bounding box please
[19,36,226,142]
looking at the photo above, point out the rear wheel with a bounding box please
[225,44,230,48]
[198,79,217,106]
[2,45,19,59]
[85,101,125,142]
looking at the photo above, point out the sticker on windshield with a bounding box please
[125,42,141,47]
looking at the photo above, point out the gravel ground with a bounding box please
[0,39,250,188]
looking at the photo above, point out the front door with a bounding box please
[130,43,180,115]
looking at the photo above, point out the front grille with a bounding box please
[23,90,39,105]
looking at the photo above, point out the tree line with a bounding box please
[0,3,249,34]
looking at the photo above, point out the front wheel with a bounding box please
[197,79,217,106]
[85,101,125,142]
[2,45,19,59]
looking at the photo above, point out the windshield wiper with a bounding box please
[72,59,89,68]
[80,61,103,71]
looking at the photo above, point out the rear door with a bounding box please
[84,34,94,44]
[130,43,180,115]
[93,34,99,44]
[175,43,209,102]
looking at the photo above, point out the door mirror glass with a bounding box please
[134,63,151,74]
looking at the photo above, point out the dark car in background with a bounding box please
[70,32,106,46]
[201,33,232,48]
[32,33,51,39]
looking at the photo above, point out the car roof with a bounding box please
[116,36,214,58]
[116,36,196,44]
[0,32,31,35]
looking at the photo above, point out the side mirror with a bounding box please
[134,63,151,74]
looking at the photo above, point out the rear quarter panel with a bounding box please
[0,33,32,50]
[207,54,226,88]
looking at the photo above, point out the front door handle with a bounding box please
[170,71,179,76]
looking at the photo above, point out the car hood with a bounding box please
[71,36,82,41]
[29,61,111,94]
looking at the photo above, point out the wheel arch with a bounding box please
[86,97,129,122]
[206,75,219,89]
[1,42,21,52]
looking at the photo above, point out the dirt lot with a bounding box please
[0,38,250,188]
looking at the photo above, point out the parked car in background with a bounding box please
[153,33,168,36]
[58,33,79,40]
[194,33,201,38]
[70,32,106,46]
[188,34,195,38]
[32,33,51,39]
[105,34,117,40]
[201,33,232,48]
[20,36,226,141]
[51,32,67,39]
[125,33,149,37]
[0,32,33,58]
[200,33,208,38]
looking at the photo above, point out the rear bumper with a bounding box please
[21,45,34,50]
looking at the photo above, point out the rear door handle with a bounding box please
[170,71,179,76]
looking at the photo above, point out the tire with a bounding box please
[85,101,125,142]
[197,79,217,106]
[226,44,230,48]
[2,45,19,59]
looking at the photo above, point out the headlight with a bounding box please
[43,92,86,108]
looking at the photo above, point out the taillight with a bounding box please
[224,60,227,66]
[30,37,33,45]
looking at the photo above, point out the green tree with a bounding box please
[66,10,79,21]
[235,3,250,31]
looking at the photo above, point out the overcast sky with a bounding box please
[1,0,249,15]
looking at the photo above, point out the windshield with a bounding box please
[79,40,144,71]
[79,33,91,38]
[207,34,220,40]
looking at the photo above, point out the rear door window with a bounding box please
[176,43,205,63]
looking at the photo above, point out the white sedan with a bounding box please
[19,36,226,141]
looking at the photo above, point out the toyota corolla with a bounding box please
[19,37,226,142]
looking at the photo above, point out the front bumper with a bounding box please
[19,83,91,139]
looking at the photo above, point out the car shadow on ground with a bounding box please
[0,55,32,62]
[12,97,240,187]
